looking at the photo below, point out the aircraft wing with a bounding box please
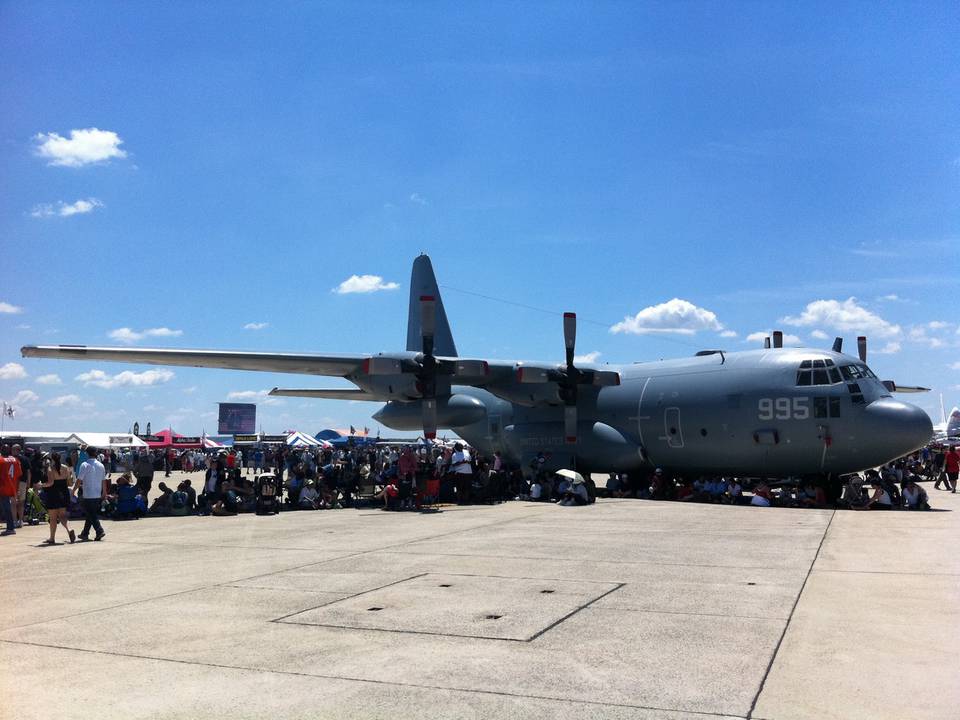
[269,388,380,400]
[21,345,364,377]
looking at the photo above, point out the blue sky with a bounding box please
[1,1,958,434]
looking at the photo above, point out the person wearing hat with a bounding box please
[559,475,589,506]
[298,479,320,509]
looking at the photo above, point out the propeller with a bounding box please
[519,312,619,444]
[417,295,439,439]
[857,336,867,363]
[832,337,843,353]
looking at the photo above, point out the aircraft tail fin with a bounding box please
[406,254,458,357]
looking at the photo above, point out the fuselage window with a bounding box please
[814,397,828,418]
[828,367,842,383]
[812,369,829,385]
[840,364,862,380]
[797,371,812,386]
[829,398,841,417]
[812,359,825,368]
[800,360,812,369]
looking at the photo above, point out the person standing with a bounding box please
[12,444,30,528]
[75,446,108,541]
[0,444,20,536]
[39,451,75,544]
[945,445,959,493]
[135,450,155,506]
[450,442,473,504]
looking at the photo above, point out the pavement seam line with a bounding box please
[746,509,836,719]
[0,638,745,719]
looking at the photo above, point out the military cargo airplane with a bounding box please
[21,255,933,477]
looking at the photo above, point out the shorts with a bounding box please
[947,471,958,482]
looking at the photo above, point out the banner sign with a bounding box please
[173,436,201,444]
[262,435,287,443]
[218,403,256,434]
[109,435,135,445]
[140,435,163,443]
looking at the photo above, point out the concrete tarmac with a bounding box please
[1,475,957,719]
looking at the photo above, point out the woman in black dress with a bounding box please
[39,452,75,544]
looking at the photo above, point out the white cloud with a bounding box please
[16,324,30,330]
[0,363,28,380]
[226,389,283,406]
[182,386,197,394]
[875,341,902,355]
[611,299,724,335]
[35,374,62,385]
[75,369,174,389]
[0,302,23,314]
[30,410,44,418]
[719,330,738,338]
[31,198,103,218]
[927,321,950,330]
[908,326,946,349]
[108,327,183,343]
[12,390,39,406]
[810,330,829,340]
[143,404,160,411]
[47,394,82,407]
[573,351,601,363]
[745,331,801,345]
[34,128,127,167]
[333,274,400,294]
[780,298,901,338]
[951,362,960,370]
[243,322,268,330]
[409,193,428,205]
[877,294,900,302]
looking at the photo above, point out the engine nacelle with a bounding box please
[501,421,644,472]
[372,393,487,431]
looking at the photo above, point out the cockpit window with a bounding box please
[797,361,842,387]
[840,364,861,380]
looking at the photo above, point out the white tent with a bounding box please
[286,430,321,447]
[66,432,148,449]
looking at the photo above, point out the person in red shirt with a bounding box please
[945,446,959,493]
[1,444,23,535]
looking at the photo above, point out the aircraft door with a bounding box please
[664,407,684,448]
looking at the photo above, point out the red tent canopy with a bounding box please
[146,429,203,449]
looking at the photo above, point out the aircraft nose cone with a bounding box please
[864,398,933,457]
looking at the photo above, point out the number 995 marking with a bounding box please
[758,397,809,420]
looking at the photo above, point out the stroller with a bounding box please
[255,474,280,515]
[23,486,48,525]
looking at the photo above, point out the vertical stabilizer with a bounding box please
[407,254,458,357]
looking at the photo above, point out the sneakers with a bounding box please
[15,520,22,528]
[94,532,105,541]
[0,529,15,536]
[78,534,90,542]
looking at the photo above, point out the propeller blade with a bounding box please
[884,383,930,394]
[772,330,783,348]
[420,296,436,338]
[422,398,437,440]
[564,405,577,444]
[563,312,576,367]
[857,336,867,363]
[832,337,843,353]
[764,337,771,349]
[592,370,621,387]
[362,357,403,375]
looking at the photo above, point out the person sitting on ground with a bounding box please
[605,472,622,498]
[751,484,773,507]
[559,476,590,506]
[298,479,320,509]
[797,481,826,509]
[724,477,744,505]
[901,480,930,510]
[857,480,894,510]
[112,472,142,519]
[840,474,866,508]
[373,478,400,510]
[168,481,192,516]
[148,482,175,515]
[706,476,727,503]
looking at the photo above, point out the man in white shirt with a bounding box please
[450,442,472,504]
[75,446,108,541]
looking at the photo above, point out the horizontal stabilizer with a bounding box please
[269,388,381,400]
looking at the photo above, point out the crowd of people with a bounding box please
[1,439,957,541]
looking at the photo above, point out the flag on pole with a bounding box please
[2,402,14,419]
